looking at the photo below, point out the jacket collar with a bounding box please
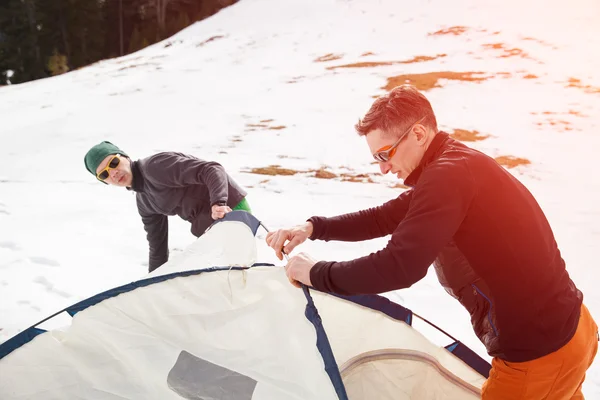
[128,160,145,193]
[404,132,450,187]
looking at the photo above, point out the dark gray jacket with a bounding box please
[129,152,247,272]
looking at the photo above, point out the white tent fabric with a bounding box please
[0,213,486,399]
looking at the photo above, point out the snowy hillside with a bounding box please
[1,0,599,395]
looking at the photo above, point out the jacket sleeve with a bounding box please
[147,153,229,206]
[308,189,414,242]
[140,212,169,272]
[309,160,475,295]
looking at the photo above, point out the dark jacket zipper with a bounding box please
[472,284,499,336]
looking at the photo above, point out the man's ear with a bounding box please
[414,124,428,144]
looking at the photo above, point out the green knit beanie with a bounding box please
[84,141,128,176]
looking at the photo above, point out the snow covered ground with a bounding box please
[1,0,599,395]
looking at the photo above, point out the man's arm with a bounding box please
[308,189,414,242]
[266,189,414,260]
[148,153,229,206]
[309,161,475,295]
[140,213,169,272]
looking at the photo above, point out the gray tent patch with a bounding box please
[167,350,257,400]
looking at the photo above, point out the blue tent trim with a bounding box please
[1,215,266,361]
[0,265,350,399]
[0,328,46,360]
[445,341,491,378]
[211,210,261,235]
[331,292,491,378]
[0,266,250,360]
[0,260,490,392]
[66,266,250,317]
[302,285,349,400]
[333,293,413,325]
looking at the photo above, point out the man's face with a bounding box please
[366,122,428,180]
[95,154,133,187]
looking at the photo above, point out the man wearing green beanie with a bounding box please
[84,141,252,272]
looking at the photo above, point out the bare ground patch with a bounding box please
[314,53,344,62]
[247,165,299,176]
[482,43,532,59]
[361,52,376,57]
[326,54,447,70]
[450,129,490,142]
[225,117,287,149]
[521,36,558,49]
[164,39,183,48]
[115,56,144,64]
[244,165,381,184]
[339,172,376,183]
[383,71,488,91]
[566,78,600,94]
[245,165,339,179]
[429,26,469,36]
[495,156,531,168]
[403,55,446,63]
[491,71,539,80]
[117,62,159,71]
[109,88,142,96]
[286,75,305,83]
[534,119,573,132]
[197,35,226,47]
[314,168,337,179]
[567,109,588,117]
[531,109,588,132]
[245,119,287,132]
[328,61,396,70]
[245,165,413,190]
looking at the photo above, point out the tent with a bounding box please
[0,211,491,399]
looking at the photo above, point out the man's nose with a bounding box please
[379,161,391,174]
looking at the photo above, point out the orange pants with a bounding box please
[482,304,598,399]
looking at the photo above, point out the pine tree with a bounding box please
[166,10,190,37]
[0,0,238,84]
[34,0,106,74]
[0,0,47,83]
[128,25,142,53]
[68,0,105,67]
